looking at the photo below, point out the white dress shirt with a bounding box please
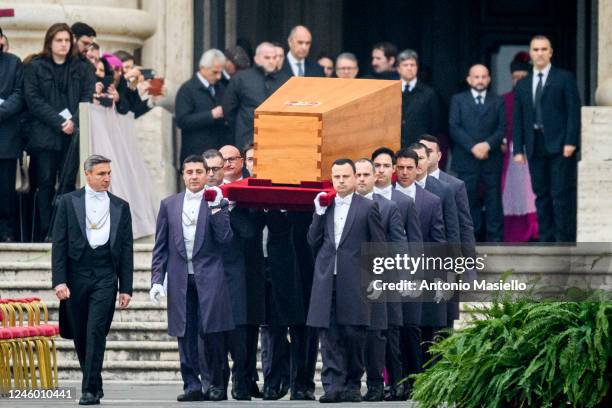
[286,52,305,77]
[415,176,427,189]
[196,72,211,89]
[470,88,487,104]
[430,168,441,180]
[532,64,551,101]
[373,185,393,201]
[182,188,204,274]
[395,182,416,201]
[402,78,417,93]
[333,193,353,275]
[85,184,110,249]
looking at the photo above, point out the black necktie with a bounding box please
[208,85,216,98]
[534,72,544,128]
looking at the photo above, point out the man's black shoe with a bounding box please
[319,392,344,403]
[231,388,252,401]
[291,390,306,400]
[250,381,263,398]
[278,382,289,399]
[384,383,408,401]
[176,390,203,402]
[304,390,317,400]
[363,386,383,401]
[208,387,227,401]
[263,388,280,400]
[96,390,104,400]
[343,390,362,402]
[78,392,100,405]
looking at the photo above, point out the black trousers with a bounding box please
[66,266,117,394]
[0,158,17,241]
[458,168,503,242]
[222,325,249,394]
[385,325,403,387]
[263,325,311,394]
[528,132,577,242]
[400,324,422,381]
[245,324,260,385]
[364,330,386,388]
[319,297,367,395]
[29,150,68,241]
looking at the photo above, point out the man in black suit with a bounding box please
[223,42,290,149]
[52,155,133,405]
[397,50,441,147]
[371,147,423,401]
[307,158,385,403]
[280,25,324,78]
[368,42,399,80]
[449,64,506,242]
[513,35,580,242]
[355,158,406,401]
[394,148,446,398]
[420,134,476,328]
[176,49,229,163]
[0,34,23,242]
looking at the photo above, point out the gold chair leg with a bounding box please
[24,339,37,389]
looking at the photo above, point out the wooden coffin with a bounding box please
[253,77,401,184]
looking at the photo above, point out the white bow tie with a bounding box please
[335,196,351,207]
[185,191,203,201]
[86,189,107,201]
[416,179,426,188]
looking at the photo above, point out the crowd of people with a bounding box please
[0,22,164,243]
[1,20,582,404]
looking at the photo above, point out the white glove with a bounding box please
[150,283,165,304]
[206,185,224,207]
[314,192,327,216]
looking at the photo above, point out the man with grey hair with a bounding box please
[52,154,134,405]
[336,52,359,79]
[397,49,442,147]
[176,48,229,163]
[223,42,290,148]
[280,25,324,77]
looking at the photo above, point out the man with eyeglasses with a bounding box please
[335,53,359,79]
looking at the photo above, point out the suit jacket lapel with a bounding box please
[338,197,358,248]
[71,188,87,240]
[173,193,188,259]
[326,204,335,245]
[109,195,121,248]
[191,198,208,257]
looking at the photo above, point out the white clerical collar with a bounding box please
[196,72,211,89]
[470,88,487,100]
[85,184,108,200]
[415,176,427,189]
[430,168,440,180]
[185,188,204,201]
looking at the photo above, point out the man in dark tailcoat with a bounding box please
[52,155,133,405]
[151,154,234,402]
[307,158,385,403]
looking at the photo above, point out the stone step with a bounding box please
[0,262,154,284]
[44,300,168,323]
[43,320,173,342]
[56,340,179,362]
[0,280,158,303]
[0,243,154,264]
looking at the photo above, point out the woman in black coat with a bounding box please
[23,22,95,241]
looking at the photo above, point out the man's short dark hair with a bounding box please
[90,42,100,51]
[114,50,135,63]
[71,22,96,39]
[419,134,440,151]
[332,158,356,173]
[372,42,398,62]
[202,149,224,163]
[371,146,397,165]
[182,154,205,171]
[355,158,375,172]
[530,34,552,46]
[408,142,431,155]
[395,148,419,166]
[242,143,254,156]
[84,154,111,172]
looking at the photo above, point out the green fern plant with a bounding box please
[411,299,612,408]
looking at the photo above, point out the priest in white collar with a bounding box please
[306,158,385,403]
[51,154,134,405]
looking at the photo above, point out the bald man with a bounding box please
[223,42,291,148]
[280,25,324,78]
[448,64,506,242]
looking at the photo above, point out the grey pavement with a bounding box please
[0,382,417,407]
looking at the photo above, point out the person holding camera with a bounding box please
[23,23,95,241]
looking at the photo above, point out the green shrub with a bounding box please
[411,300,612,408]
